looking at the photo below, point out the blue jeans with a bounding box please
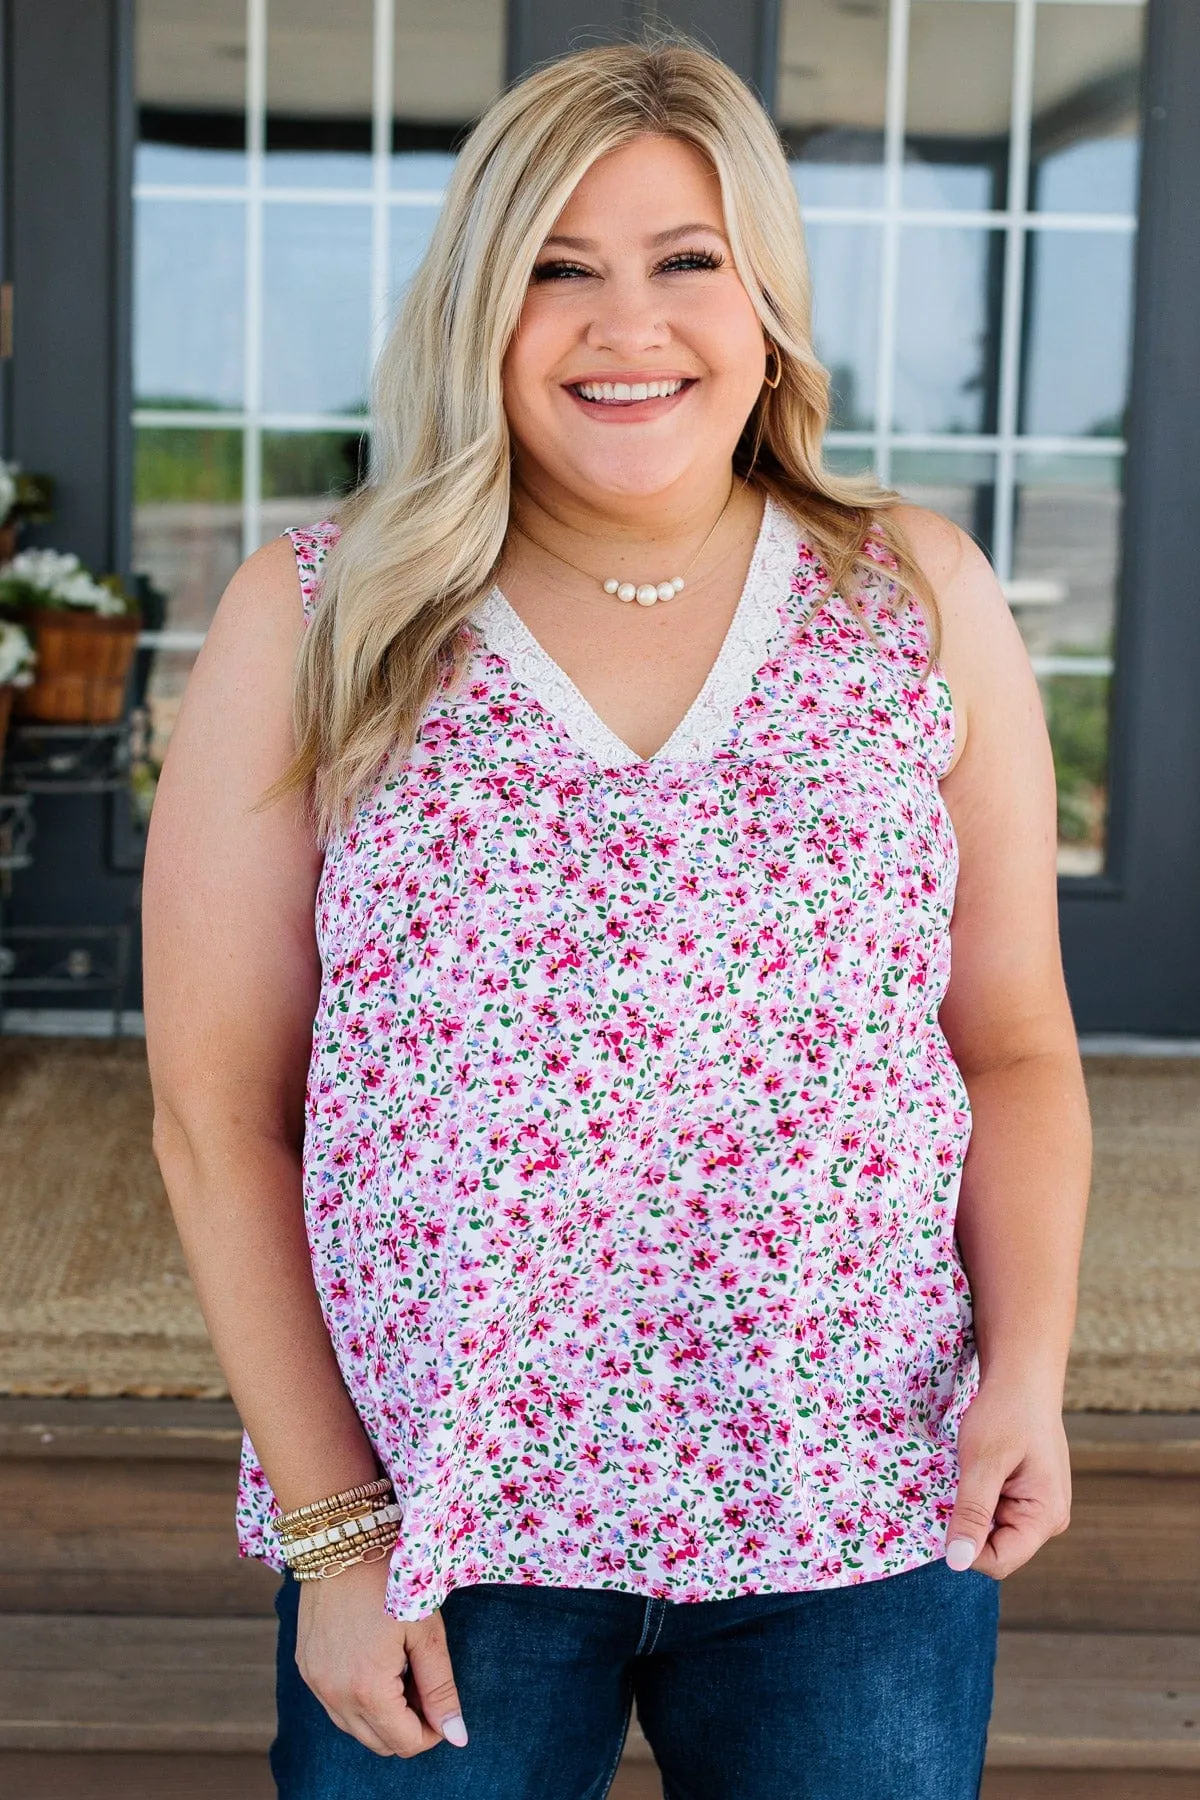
[271,1558,999,1799]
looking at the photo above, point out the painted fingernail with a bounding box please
[440,1712,469,1747]
[946,1537,977,1572]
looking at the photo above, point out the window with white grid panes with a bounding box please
[134,0,1144,878]
[783,0,1145,876]
[131,0,505,757]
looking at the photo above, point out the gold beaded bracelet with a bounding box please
[280,1498,384,1550]
[289,1528,398,1581]
[277,1477,393,1536]
[275,1477,400,1582]
[280,1502,403,1562]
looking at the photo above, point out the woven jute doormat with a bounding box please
[0,1037,1195,1407]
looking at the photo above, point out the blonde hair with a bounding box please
[277,38,940,841]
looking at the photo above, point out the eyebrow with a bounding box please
[541,222,729,251]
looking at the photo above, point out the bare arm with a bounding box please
[898,506,1092,1577]
[142,538,467,1757]
[143,535,377,1504]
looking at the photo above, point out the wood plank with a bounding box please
[982,1777,1200,1799]
[987,1632,1200,1769]
[1065,1415,1200,1478]
[0,1753,276,1800]
[0,1399,242,1462]
[1000,1472,1200,1633]
[0,1568,278,1618]
[0,1617,276,1753]
[2,1619,1196,1769]
[0,1454,279,1616]
[0,1757,665,1800]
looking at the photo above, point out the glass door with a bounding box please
[780,0,1146,880]
[131,0,507,758]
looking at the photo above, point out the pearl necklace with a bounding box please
[510,483,736,607]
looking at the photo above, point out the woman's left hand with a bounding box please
[943,1377,1073,1579]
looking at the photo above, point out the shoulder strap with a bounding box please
[284,520,342,625]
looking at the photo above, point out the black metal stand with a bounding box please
[0,721,137,1036]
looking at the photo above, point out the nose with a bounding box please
[584,273,670,358]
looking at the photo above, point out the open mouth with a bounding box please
[567,376,694,407]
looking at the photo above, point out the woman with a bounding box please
[143,40,1091,1800]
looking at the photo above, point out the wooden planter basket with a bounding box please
[15,608,142,724]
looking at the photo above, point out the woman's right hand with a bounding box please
[295,1558,469,1757]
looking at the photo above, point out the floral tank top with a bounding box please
[235,491,977,1621]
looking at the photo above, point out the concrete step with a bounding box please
[2,1402,1197,1632]
[0,1614,1196,1771]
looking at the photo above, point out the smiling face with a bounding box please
[501,134,769,519]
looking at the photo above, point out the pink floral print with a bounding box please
[236,494,977,1622]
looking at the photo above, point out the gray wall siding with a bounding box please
[7,0,133,576]
[2,0,138,991]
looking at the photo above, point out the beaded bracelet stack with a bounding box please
[276,1476,402,1582]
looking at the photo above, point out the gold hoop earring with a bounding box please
[763,344,783,390]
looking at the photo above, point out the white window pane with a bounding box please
[135,0,247,185]
[894,227,1004,435]
[1032,3,1145,215]
[388,202,443,323]
[392,0,505,182]
[779,0,888,207]
[1013,453,1123,659]
[135,200,245,409]
[266,0,374,188]
[805,220,882,433]
[905,1,1015,212]
[133,427,244,634]
[261,430,364,537]
[261,205,373,415]
[1021,231,1135,437]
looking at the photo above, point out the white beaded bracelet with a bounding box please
[280,1502,404,1563]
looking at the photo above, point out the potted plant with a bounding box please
[0,460,56,563]
[0,617,36,778]
[0,548,141,724]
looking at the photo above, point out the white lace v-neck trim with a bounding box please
[468,493,802,767]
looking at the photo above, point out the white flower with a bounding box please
[1,545,125,613]
[0,462,17,523]
[0,618,35,686]
[5,547,82,586]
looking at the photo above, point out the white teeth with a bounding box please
[575,377,685,403]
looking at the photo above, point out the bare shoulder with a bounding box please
[202,531,306,654]
[888,500,1023,655]
[887,503,1036,768]
[156,531,311,814]
[888,503,1002,617]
